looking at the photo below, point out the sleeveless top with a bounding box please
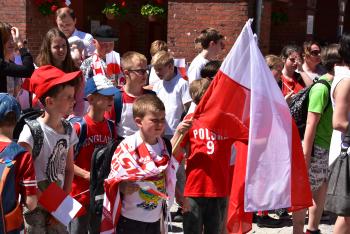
[329,66,350,165]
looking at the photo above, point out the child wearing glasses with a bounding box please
[105,51,156,138]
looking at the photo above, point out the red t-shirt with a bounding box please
[281,73,305,96]
[70,115,116,206]
[0,142,36,201]
[181,114,234,197]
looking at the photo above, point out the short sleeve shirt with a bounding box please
[308,75,333,149]
[153,73,192,135]
[18,118,78,190]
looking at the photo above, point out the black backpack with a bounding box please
[13,108,72,159]
[89,136,172,227]
[288,79,331,139]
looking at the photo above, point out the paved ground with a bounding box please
[168,204,335,234]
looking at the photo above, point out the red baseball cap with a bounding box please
[29,65,82,103]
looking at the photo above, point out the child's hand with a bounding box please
[284,91,294,105]
[176,119,193,135]
[119,181,139,195]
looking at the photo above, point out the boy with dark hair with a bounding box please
[68,74,118,233]
[200,60,221,80]
[0,93,37,234]
[102,94,191,234]
[18,65,81,233]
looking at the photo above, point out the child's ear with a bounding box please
[134,117,142,128]
[45,96,54,107]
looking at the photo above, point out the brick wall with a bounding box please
[269,0,307,54]
[167,0,249,63]
[0,0,27,45]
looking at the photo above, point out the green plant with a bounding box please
[102,1,128,17]
[140,4,166,16]
[34,0,66,16]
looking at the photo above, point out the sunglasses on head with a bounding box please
[310,50,321,56]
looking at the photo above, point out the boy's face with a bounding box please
[136,111,165,142]
[56,16,76,38]
[94,40,114,58]
[124,58,148,87]
[154,63,174,81]
[89,93,114,112]
[48,86,76,116]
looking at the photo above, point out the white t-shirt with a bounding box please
[18,118,78,189]
[301,63,327,81]
[148,67,160,87]
[71,29,95,58]
[118,92,139,138]
[187,53,209,84]
[329,66,350,165]
[121,140,166,222]
[153,73,192,136]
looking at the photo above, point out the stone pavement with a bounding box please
[168,204,336,234]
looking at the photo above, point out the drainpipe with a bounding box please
[255,0,263,39]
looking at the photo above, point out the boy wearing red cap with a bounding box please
[18,65,81,233]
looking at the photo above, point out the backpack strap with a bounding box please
[61,118,73,136]
[107,119,116,139]
[25,119,44,160]
[0,142,26,161]
[68,116,87,161]
[113,89,123,124]
[0,142,26,233]
[315,79,331,112]
[162,137,172,156]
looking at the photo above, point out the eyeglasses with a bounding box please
[310,50,321,57]
[127,68,149,75]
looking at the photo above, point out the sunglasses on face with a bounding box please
[310,50,321,57]
[127,68,149,75]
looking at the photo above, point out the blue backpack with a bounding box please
[0,142,26,234]
[68,116,116,160]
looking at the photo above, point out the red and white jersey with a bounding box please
[71,115,116,206]
[105,88,153,138]
[181,114,234,197]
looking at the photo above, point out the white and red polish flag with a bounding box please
[38,182,85,226]
[193,19,312,234]
[174,58,188,81]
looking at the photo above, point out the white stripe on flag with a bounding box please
[51,195,82,226]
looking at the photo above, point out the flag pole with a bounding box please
[172,117,193,155]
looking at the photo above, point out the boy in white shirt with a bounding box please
[18,65,80,233]
[102,94,190,234]
[152,51,192,139]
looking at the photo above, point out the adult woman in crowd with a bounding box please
[302,40,327,81]
[0,22,34,94]
[328,33,350,234]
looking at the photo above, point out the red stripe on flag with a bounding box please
[39,182,67,212]
[290,120,313,211]
[193,70,250,143]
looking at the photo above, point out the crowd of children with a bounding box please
[1,5,350,234]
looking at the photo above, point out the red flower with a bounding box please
[51,4,58,12]
[121,0,126,7]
